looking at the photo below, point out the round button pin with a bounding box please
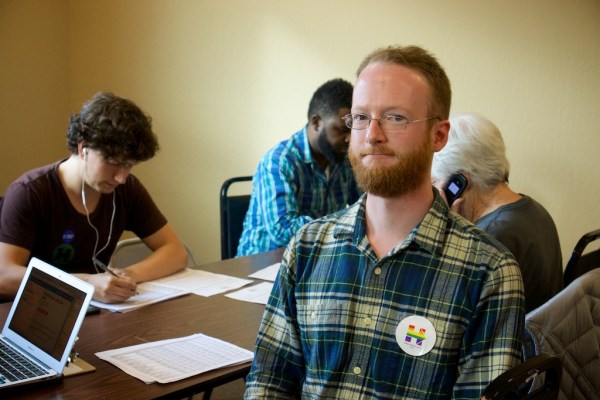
[395,316,437,356]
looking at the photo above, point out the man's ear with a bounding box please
[78,142,87,159]
[432,119,450,152]
[310,114,322,132]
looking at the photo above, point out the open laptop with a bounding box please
[0,257,94,390]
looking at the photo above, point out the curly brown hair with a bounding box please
[66,92,159,161]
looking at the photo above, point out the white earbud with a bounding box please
[79,144,117,272]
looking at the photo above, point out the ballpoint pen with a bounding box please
[93,257,120,277]
[93,258,139,295]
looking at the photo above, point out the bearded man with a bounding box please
[244,45,525,400]
[237,78,360,257]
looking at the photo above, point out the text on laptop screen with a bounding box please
[8,268,87,360]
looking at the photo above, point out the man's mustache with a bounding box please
[358,146,396,157]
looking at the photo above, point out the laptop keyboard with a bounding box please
[0,340,48,383]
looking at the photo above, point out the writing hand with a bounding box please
[89,271,138,304]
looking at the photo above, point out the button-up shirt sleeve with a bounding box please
[237,128,359,256]
[245,242,305,398]
[253,144,315,246]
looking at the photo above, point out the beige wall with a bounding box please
[1,0,599,264]
[0,0,69,182]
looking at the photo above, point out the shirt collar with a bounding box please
[333,188,452,258]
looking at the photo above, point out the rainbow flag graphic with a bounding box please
[405,324,427,346]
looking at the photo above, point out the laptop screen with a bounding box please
[8,267,88,360]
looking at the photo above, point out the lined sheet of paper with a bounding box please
[96,333,253,384]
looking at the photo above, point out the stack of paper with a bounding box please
[91,268,254,312]
[224,262,280,304]
[96,333,253,384]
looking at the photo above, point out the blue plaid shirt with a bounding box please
[236,127,359,256]
[245,192,525,400]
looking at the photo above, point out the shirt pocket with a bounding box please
[297,300,354,373]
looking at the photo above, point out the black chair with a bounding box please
[563,228,600,287]
[481,353,562,400]
[220,176,253,260]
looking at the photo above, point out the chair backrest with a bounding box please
[220,176,253,260]
[524,268,600,400]
[563,228,600,287]
[481,353,562,400]
[109,237,198,268]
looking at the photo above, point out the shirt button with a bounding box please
[364,317,372,326]
[374,267,382,275]
[353,366,361,375]
[311,312,316,320]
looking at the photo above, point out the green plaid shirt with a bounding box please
[245,192,525,400]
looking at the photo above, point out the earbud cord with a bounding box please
[82,159,116,274]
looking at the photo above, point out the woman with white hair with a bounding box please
[432,112,563,312]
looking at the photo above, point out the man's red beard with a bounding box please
[348,139,432,198]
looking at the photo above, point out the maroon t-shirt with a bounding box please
[0,160,167,273]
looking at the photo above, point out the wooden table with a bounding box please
[1,248,284,400]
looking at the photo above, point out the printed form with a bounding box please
[90,269,254,312]
[155,268,253,296]
[225,282,273,304]
[96,333,253,384]
[224,262,280,304]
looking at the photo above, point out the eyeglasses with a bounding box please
[88,148,137,170]
[104,157,137,170]
[342,113,440,133]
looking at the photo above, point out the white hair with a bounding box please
[432,113,510,191]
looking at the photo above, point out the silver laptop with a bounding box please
[0,257,94,390]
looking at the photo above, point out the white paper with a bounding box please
[225,282,274,304]
[90,281,189,312]
[248,263,280,282]
[96,333,254,384]
[154,268,253,296]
